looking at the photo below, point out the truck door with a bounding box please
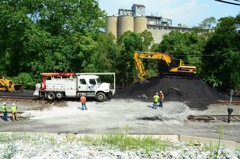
[78,78,88,92]
[88,78,97,91]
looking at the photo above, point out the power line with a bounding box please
[215,0,240,6]
[170,55,215,57]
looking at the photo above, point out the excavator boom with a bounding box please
[134,52,197,82]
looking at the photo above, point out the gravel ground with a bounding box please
[1,99,240,158]
[1,99,240,141]
[0,132,240,159]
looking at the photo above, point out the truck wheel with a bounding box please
[96,92,106,102]
[56,92,63,99]
[46,92,55,101]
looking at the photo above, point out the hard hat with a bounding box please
[12,103,15,105]
[156,92,158,95]
[3,102,6,105]
[160,91,162,93]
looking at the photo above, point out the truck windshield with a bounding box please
[96,77,101,84]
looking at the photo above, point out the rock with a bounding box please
[68,154,75,159]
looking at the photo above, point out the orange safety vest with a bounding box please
[80,96,86,103]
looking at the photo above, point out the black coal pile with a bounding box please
[114,76,228,109]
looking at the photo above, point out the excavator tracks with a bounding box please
[187,115,240,122]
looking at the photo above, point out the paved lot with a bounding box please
[1,99,240,142]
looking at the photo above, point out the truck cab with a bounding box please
[76,75,112,101]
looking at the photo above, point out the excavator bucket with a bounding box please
[14,84,23,92]
[139,79,149,84]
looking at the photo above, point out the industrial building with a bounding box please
[106,4,191,43]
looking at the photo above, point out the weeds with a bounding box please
[93,131,172,154]
[2,143,17,159]
[214,125,224,159]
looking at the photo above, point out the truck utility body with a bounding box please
[33,72,115,102]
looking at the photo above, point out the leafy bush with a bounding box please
[12,73,36,89]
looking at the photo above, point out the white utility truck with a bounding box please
[33,72,115,102]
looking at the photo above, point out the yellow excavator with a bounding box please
[134,52,197,82]
[0,75,22,92]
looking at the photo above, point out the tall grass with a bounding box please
[214,125,224,159]
[84,131,172,154]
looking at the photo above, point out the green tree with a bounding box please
[34,0,106,73]
[116,31,143,85]
[158,30,204,69]
[89,33,117,72]
[139,30,154,51]
[192,17,216,41]
[0,0,106,81]
[0,0,36,76]
[198,17,217,29]
[202,14,240,90]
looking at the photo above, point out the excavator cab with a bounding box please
[169,59,197,75]
[0,75,23,92]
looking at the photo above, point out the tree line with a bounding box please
[0,0,239,91]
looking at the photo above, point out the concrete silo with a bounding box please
[117,15,134,38]
[106,16,118,38]
[134,16,147,33]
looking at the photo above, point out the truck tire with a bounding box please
[56,92,63,99]
[96,92,106,102]
[46,92,55,101]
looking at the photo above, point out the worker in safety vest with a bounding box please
[80,94,87,110]
[153,93,159,109]
[1,102,8,121]
[11,103,18,121]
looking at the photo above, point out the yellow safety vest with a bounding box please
[2,105,7,113]
[11,106,17,113]
[154,95,159,102]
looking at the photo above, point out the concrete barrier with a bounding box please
[179,135,240,149]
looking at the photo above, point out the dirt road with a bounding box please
[1,99,240,142]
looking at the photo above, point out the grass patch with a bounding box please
[80,131,173,154]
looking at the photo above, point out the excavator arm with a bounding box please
[134,52,147,82]
[134,52,197,82]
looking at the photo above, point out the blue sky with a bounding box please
[98,0,240,27]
